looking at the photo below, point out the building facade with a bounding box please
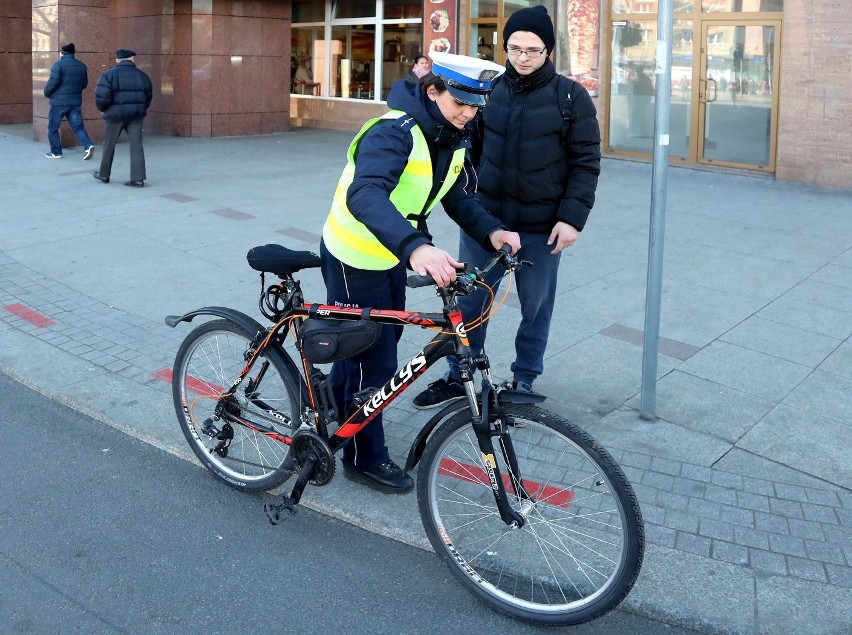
[2,0,849,188]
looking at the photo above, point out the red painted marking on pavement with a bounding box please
[152,368,224,395]
[439,458,575,509]
[4,303,55,328]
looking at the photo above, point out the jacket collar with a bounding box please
[504,58,557,92]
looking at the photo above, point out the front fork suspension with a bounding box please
[469,385,530,528]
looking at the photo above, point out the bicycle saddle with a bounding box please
[247,244,321,276]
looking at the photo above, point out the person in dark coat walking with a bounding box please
[43,43,95,160]
[414,6,601,408]
[92,49,153,188]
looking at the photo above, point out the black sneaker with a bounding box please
[511,380,546,401]
[413,378,465,409]
[342,460,413,494]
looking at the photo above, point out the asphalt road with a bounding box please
[0,371,699,635]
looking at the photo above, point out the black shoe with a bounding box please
[509,380,546,402]
[124,180,144,188]
[412,378,465,409]
[342,460,413,494]
[92,171,109,183]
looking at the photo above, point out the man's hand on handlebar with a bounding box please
[489,229,521,255]
[409,244,464,288]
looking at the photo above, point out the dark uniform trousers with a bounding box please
[98,119,146,181]
[319,241,406,469]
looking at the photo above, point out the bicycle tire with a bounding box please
[172,319,304,491]
[417,404,644,626]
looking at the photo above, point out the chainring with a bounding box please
[289,430,335,486]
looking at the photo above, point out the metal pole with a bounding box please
[639,0,674,419]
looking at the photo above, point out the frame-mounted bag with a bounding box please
[298,316,381,364]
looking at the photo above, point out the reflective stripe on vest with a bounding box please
[322,110,466,270]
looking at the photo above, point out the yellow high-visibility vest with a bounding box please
[323,110,466,270]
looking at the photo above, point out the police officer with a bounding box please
[321,52,521,493]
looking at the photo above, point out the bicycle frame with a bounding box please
[170,246,530,526]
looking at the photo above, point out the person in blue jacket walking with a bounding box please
[43,43,95,160]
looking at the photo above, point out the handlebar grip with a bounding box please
[406,274,435,289]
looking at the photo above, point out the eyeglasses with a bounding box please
[507,46,547,59]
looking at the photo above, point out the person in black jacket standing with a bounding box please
[92,49,153,187]
[43,43,95,160]
[414,6,601,408]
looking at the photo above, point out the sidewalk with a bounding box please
[2,123,850,634]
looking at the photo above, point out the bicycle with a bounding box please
[166,243,644,626]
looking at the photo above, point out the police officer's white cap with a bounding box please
[428,52,505,107]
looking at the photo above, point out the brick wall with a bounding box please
[776,0,852,189]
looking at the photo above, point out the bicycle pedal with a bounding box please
[264,499,297,525]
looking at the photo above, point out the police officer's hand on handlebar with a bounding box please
[409,230,520,288]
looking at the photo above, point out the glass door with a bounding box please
[697,21,780,170]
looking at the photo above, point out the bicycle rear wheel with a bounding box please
[417,404,644,626]
[172,319,303,491]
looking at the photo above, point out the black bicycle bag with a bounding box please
[298,316,381,364]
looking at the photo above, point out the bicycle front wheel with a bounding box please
[417,404,644,626]
[172,319,303,491]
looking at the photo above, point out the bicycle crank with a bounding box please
[264,430,335,525]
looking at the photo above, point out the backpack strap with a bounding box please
[557,75,577,146]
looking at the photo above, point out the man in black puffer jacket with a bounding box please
[414,6,601,408]
[93,49,153,188]
[43,43,95,160]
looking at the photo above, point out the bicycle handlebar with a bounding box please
[406,244,520,291]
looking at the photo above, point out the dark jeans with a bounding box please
[319,241,406,469]
[447,231,561,386]
[47,105,93,155]
[98,120,146,181]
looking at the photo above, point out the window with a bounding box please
[292,0,423,101]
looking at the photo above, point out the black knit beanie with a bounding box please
[503,6,555,54]
[60,43,75,55]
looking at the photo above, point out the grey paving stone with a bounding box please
[774,482,809,502]
[654,491,690,512]
[786,556,827,583]
[673,478,706,498]
[704,484,738,505]
[737,405,852,490]
[786,518,826,541]
[664,510,699,533]
[643,522,677,548]
[638,503,667,525]
[822,523,852,546]
[803,487,841,507]
[712,540,749,566]
[837,507,852,527]
[838,491,852,510]
[800,502,840,524]
[750,548,787,575]
[741,476,775,497]
[688,497,721,520]
[650,456,681,476]
[768,497,804,519]
[641,471,676,491]
[768,533,807,558]
[737,490,771,513]
[711,470,743,490]
[678,340,812,403]
[699,519,735,542]
[680,463,712,483]
[825,564,852,588]
[675,532,711,558]
[805,541,847,565]
[719,504,755,528]
[734,526,770,550]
